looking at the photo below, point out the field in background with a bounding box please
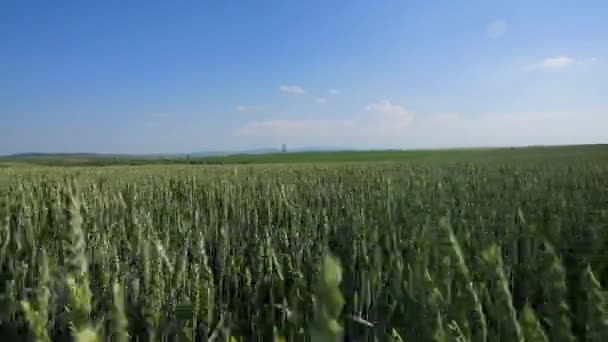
[1,144,608,340]
[198,144,608,165]
[2,144,607,167]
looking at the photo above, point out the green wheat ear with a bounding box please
[72,326,101,342]
[439,217,487,342]
[520,304,549,342]
[62,189,99,341]
[390,328,404,342]
[583,265,608,341]
[63,190,88,279]
[539,240,576,342]
[110,282,129,342]
[20,300,51,342]
[310,254,345,342]
[481,244,523,342]
[19,247,51,342]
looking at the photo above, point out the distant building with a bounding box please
[282,144,287,153]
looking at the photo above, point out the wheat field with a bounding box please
[1,160,608,341]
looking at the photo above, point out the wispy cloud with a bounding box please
[328,89,340,95]
[234,119,355,139]
[365,100,414,130]
[487,19,508,39]
[279,85,306,95]
[316,97,327,104]
[528,56,575,70]
[234,109,608,149]
[578,56,599,65]
[406,111,608,147]
[234,100,414,142]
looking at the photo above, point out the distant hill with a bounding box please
[1,144,607,167]
[6,152,103,158]
[2,152,182,159]
[190,146,344,156]
[4,147,346,159]
[190,148,279,157]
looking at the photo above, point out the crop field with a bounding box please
[3,144,608,168]
[1,146,608,341]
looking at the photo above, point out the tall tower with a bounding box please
[281,143,287,153]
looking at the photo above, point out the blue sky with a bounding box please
[1,0,607,154]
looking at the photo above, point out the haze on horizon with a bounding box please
[1,1,607,155]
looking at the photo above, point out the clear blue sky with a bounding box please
[2,0,607,154]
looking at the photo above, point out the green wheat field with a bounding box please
[1,145,608,341]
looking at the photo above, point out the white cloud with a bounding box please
[487,19,508,39]
[365,100,414,130]
[235,100,415,143]
[279,85,306,95]
[528,56,574,70]
[328,89,340,95]
[316,97,327,104]
[233,109,608,149]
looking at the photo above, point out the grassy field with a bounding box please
[2,144,608,167]
[197,144,608,164]
[1,145,608,341]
